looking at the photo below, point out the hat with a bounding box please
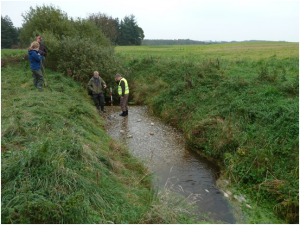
[37,36,42,40]
[115,74,121,79]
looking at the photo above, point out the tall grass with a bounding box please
[124,53,299,223]
[1,61,198,223]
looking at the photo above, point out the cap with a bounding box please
[37,36,43,40]
[115,74,121,79]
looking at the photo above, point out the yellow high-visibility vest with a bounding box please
[118,78,129,95]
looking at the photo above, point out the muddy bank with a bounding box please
[103,106,235,223]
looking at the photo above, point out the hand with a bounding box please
[103,85,107,88]
[120,96,123,99]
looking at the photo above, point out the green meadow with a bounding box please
[1,49,27,57]
[116,41,298,60]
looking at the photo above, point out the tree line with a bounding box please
[1,5,144,48]
[1,16,21,48]
[88,13,144,46]
[142,39,211,45]
[142,39,288,46]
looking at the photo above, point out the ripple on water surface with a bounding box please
[104,106,235,223]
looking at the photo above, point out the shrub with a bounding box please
[20,4,122,96]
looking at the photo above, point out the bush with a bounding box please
[24,29,125,97]
[20,5,71,46]
[20,4,123,95]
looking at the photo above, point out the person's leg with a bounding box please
[119,96,127,116]
[123,94,129,115]
[41,56,45,67]
[93,94,100,112]
[36,69,44,91]
[32,70,38,88]
[99,93,106,112]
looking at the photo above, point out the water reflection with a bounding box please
[104,106,235,223]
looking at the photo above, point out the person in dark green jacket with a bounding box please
[88,71,107,113]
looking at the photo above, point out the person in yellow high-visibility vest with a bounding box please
[115,74,129,116]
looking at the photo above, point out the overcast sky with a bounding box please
[1,0,299,42]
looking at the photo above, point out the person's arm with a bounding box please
[101,78,107,88]
[38,49,44,55]
[33,51,41,62]
[120,80,125,97]
[88,79,94,91]
[39,44,46,57]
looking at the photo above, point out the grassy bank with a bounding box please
[1,61,198,223]
[120,44,299,223]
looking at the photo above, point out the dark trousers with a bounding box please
[32,69,44,90]
[41,56,45,67]
[93,93,105,110]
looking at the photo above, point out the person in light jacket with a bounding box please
[28,41,44,92]
[88,71,107,113]
[115,74,129,116]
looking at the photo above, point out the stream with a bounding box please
[103,106,235,223]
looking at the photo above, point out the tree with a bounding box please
[20,4,72,46]
[67,18,111,46]
[117,15,144,46]
[20,5,111,48]
[1,16,19,48]
[88,13,119,44]
[88,13,144,46]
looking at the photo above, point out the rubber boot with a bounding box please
[101,105,106,113]
[96,105,100,113]
[119,111,127,117]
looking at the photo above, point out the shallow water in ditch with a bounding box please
[103,106,235,223]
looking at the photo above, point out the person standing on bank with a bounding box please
[37,36,47,67]
[28,41,44,92]
[88,71,107,113]
[115,74,129,116]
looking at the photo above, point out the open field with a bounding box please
[1,49,27,57]
[3,41,298,60]
[116,42,299,60]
